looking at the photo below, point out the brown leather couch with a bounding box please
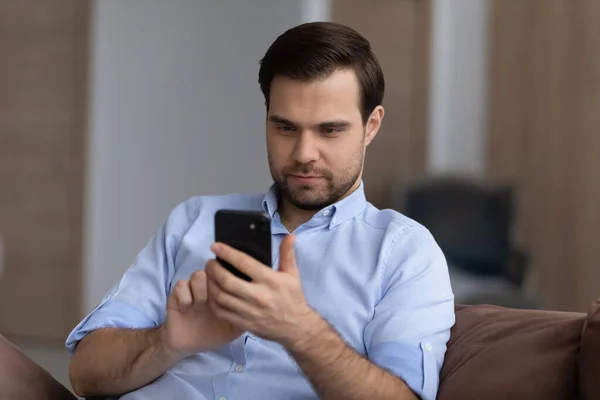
[438,299,599,399]
[1,299,598,400]
[0,335,76,400]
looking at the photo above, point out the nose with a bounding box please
[292,131,319,164]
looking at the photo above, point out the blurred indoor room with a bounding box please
[0,1,599,399]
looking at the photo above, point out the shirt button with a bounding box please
[425,343,433,351]
[323,210,330,216]
[219,397,227,400]
[235,364,244,372]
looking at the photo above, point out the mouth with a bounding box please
[291,174,321,178]
[288,175,324,184]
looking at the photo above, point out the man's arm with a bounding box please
[69,326,177,397]
[69,271,244,398]
[286,313,418,400]
[65,198,246,397]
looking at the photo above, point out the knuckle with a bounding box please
[219,274,232,290]
[215,292,228,306]
[174,280,189,295]
[269,276,281,288]
[173,283,192,306]
[191,269,205,280]
[194,270,208,286]
[255,291,272,307]
[264,275,281,290]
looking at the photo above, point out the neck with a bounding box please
[278,180,361,233]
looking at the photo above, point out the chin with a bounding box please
[292,200,331,211]
[288,191,335,211]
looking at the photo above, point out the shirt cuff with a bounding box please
[369,341,440,400]
[65,300,157,353]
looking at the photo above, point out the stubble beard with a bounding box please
[268,149,364,211]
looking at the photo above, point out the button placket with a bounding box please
[230,335,248,373]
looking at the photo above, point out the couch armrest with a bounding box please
[0,334,76,400]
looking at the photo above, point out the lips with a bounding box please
[289,175,323,184]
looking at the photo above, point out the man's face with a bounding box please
[266,69,382,211]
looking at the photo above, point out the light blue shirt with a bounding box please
[66,183,455,400]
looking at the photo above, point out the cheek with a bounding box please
[323,141,360,169]
[267,130,294,151]
[266,134,291,167]
[265,131,278,156]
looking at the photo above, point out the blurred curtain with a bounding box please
[0,0,89,338]
[487,0,600,311]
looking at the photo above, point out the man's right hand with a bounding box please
[70,269,243,398]
[163,269,244,359]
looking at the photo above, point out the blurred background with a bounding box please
[0,0,599,391]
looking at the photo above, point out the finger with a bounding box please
[210,242,274,282]
[206,276,257,318]
[278,234,299,277]
[190,270,208,309]
[168,280,193,313]
[205,259,257,303]
[209,299,250,331]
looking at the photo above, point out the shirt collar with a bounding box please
[261,181,367,229]
[262,184,279,218]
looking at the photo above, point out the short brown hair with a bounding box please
[258,22,385,124]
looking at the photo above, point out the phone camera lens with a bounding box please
[249,223,256,230]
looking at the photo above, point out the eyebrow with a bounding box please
[268,115,297,127]
[268,114,352,130]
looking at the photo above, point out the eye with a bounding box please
[276,124,295,134]
[320,126,343,136]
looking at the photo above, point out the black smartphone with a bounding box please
[214,210,272,281]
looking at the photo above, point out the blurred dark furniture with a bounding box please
[403,177,527,285]
[400,177,537,308]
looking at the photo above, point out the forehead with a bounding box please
[268,69,362,124]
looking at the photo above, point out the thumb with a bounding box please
[278,234,298,277]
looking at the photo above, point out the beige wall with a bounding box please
[487,0,600,311]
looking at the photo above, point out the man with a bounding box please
[67,22,455,400]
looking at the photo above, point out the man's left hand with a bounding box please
[205,234,318,347]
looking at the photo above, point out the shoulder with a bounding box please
[164,192,266,233]
[358,202,431,239]
[358,203,445,281]
[184,192,266,217]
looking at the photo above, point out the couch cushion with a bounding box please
[580,298,600,400]
[438,304,585,400]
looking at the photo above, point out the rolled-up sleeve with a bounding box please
[364,222,455,400]
[66,198,197,353]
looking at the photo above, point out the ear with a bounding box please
[365,106,385,146]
